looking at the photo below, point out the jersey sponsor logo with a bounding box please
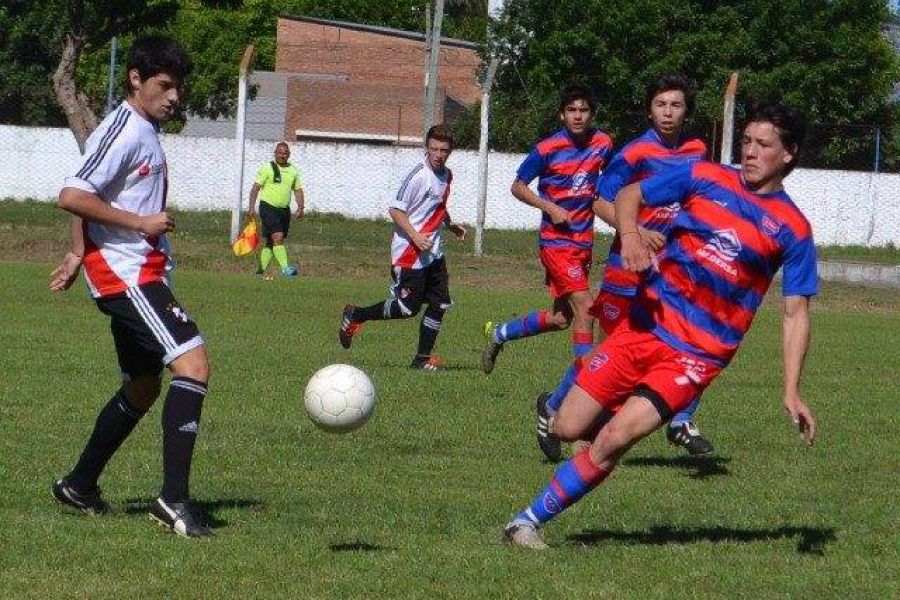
[650,202,681,222]
[587,352,609,372]
[602,302,621,322]
[570,171,593,196]
[137,162,164,177]
[696,228,741,277]
[761,215,782,237]
[567,265,584,280]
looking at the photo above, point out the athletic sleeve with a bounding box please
[254,164,270,186]
[390,164,426,211]
[596,149,636,202]
[64,119,139,200]
[781,235,819,297]
[515,146,545,184]
[639,162,695,207]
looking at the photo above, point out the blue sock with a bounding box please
[494,310,552,343]
[671,397,701,427]
[572,329,593,357]
[546,359,579,413]
[516,450,610,526]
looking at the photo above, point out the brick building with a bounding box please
[277,15,481,144]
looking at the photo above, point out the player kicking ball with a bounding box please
[503,103,818,549]
[339,125,466,371]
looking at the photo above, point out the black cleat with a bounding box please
[481,321,504,374]
[667,421,714,456]
[52,477,109,515]
[339,304,362,349]
[149,497,215,538]
[535,391,562,462]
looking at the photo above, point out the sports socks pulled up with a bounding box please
[493,310,555,343]
[161,376,207,503]
[517,448,612,526]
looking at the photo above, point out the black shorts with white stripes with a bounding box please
[95,281,204,378]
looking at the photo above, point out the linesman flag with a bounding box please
[232,218,260,256]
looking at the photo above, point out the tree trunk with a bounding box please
[52,32,98,154]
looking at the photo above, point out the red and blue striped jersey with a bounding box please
[635,162,818,366]
[516,127,613,250]
[597,129,707,296]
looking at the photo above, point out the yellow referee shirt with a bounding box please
[255,162,302,209]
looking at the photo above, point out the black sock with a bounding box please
[353,299,407,322]
[160,377,207,503]
[68,389,145,492]
[416,306,444,357]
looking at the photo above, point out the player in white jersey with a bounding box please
[48,36,213,538]
[339,125,467,370]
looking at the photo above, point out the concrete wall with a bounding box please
[2,124,899,247]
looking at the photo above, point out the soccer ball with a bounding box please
[304,364,376,433]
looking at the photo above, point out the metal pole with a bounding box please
[105,37,117,116]
[423,0,445,136]
[475,59,499,257]
[720,72,739,164]
[231,45,256,243]
[423,3,431,124]
[874,127,882,173]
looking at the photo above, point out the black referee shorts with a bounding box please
[259,201,291,238]
[95,281,204,379]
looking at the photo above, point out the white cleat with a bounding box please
[503,519,548,550]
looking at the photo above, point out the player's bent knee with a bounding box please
[124,374,163,411]
[169,346,210,383]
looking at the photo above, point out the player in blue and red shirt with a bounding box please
[536,76,713,461]
[482,85,613,374]
[504,103,819,549]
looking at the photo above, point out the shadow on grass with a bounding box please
[329,541,395,553]
[622,455,732,479]
[377,359,482,372]
[568,525,837,555]
[122,497,265,528]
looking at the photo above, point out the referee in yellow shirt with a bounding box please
[248,141,305,277]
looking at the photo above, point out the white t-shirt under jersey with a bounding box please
[390,158,453,270]
[64,100,172,298]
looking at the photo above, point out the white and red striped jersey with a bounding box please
[64,100,172,298]
[390,159,453,269]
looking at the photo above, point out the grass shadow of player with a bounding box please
[568,525,837,555]
[329,541,396,553]
[621,455,732,479]
[378,359,482,372]
[121,497,265,528]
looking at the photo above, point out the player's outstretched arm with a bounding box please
[782,295,816,445]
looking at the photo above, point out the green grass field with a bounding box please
[1,200,898,599]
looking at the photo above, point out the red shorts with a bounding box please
[588,290,633,335]
[539,246,591,300]
[574,321,722,418]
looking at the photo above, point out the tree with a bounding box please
[1,1,180,151]
[485,0,900,170]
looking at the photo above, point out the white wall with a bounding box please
[2,124,899,246]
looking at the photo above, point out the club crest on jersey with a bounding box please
[567,265,584,280]
[761,215,781,237]
[399,287,412,299]
[696,229,741,277]
[602,302,620,321]
[570,171,592,195]
[587,352,609,372]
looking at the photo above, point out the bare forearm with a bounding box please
[294,189,305,211]
[511,180,555,214]
[782,301,811,396]
[614,183,643,234]
[389,208,419,239]
[68,215,85,255]
[58,187,141,231]
[593,197,616,228]
[248,185,259,212]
